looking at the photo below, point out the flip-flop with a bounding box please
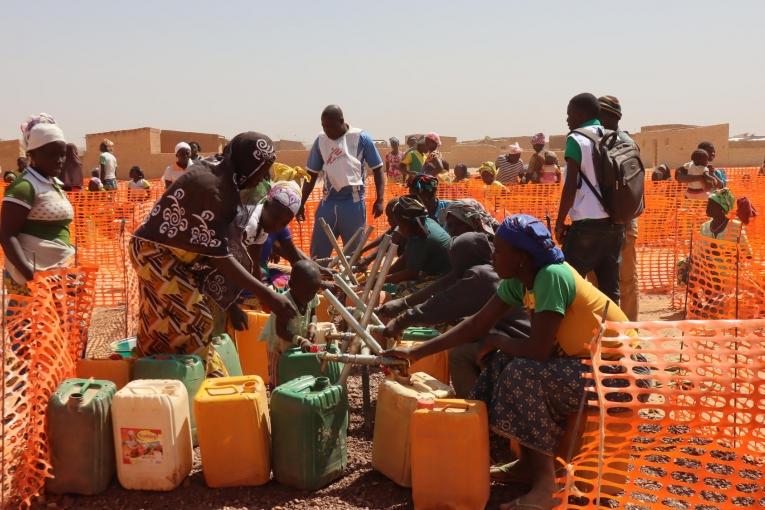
[490,461,533,485]
[499,498,551,510]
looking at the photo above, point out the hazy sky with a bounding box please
[1,0,763,146]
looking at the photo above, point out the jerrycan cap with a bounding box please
[312,377,330,391]
[67,393,85,409]
[417,398,435,410]
[309,344,320,353]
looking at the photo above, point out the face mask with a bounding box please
[240,179,271,205]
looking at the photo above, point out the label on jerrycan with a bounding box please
[120,428,164,465]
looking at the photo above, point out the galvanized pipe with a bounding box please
[329,226,363,269]
[320,218,358,285]
[332,274,383,327]
[338,337,361,385]
[326,332,356,342]
[359,242,397,332]
[322,289,383,355]
[348,225,374,269]
[343,226,365,255]
[360,234,391,304]
[317,352,409,367]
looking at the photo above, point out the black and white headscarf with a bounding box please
[135,132,276,258]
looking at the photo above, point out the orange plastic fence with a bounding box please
[67,191,154,333]
[3,171,764,309]
[1,266,97,508]
[565,319,765,509]
[685,235,765,320]
[1,170,765,507]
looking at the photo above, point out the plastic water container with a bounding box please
[395,340,450,384]
[315,294,331,322]
[402,327,440,342]
[111,380,193,491]
[194,376,271,487]
[277,344,342,386]
[372,372,455,487]
[314,322,336,344]
[109,337,136,359]
[411,399,490,510]
[47,379,117,495]
[76,358,133,390]
[211,333,243,376]
[231,311,271,384]
[270,375,348,490]
[382,283,399,296]
[133,354,204,444]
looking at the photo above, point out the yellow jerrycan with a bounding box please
[194,376,271,487]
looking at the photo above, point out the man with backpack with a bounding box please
[555,93,645,306]
[598,95,640,320]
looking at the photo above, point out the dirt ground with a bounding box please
[36,295,677,510]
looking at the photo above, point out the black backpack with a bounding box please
[571,128,645,224]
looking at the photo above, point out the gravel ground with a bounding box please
[36,367,525,510]
[33,296,678,510]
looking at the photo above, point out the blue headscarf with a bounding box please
[496,214,564,268]
[407,173,439,194]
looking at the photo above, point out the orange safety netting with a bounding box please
[565,319,765,509]
[684,235,765,320]
[0,169,764,507]
[1,266,97,508]
[3,171,763,306]
[371,175,765,304]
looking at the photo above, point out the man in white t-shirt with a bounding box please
[298,105,385,258]
[99,139,118,190]
[162,142,193,189]
[555,93,625,305]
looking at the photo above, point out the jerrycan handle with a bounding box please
[128,385,160,395]
[77,380,92,394]
[205,385,237,396]
[205,380,261,396]
[436,401,470,413]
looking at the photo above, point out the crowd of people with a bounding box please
[1,93,759,510]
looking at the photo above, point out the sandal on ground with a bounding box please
[489,461,533,485]
[499,497,556,510]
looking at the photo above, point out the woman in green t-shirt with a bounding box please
[385,214,626,510]
[384,196,451,286]
[1,114,74,295]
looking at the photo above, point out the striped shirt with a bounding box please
[495,155,524,185]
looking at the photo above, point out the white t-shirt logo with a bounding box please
[326,146,344,166]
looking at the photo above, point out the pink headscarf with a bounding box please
[736,197,757,225]
[425,132,441,146]
[531,133,546,145]
[507,143,522,155]
[267,180,302,215]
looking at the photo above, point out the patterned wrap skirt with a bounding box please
[129,237,227,377]
[389,274,439,298]
[469,352,589,458]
